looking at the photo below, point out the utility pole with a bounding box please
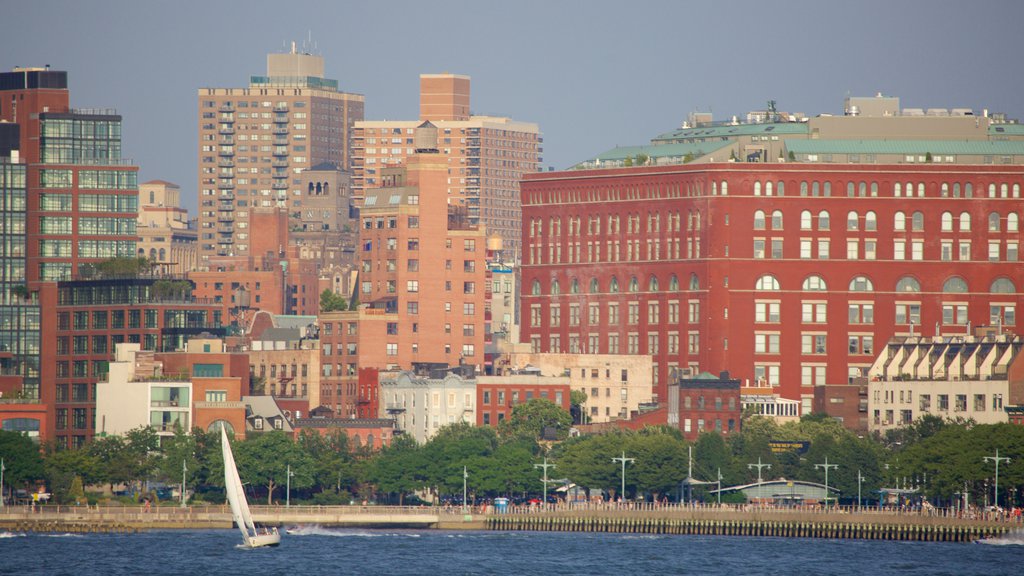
[748,457,771,485]
[815,457,838,508]
[983,449,1011,509]
[717,468,723,506]
[462,466,469,513]
[857,469,864,509]
[181,459,188,508]
[612,451,635,501]
[534,458,556,505]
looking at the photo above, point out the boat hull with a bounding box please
[246,532,282,548]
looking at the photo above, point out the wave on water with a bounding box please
[42,533,84,538]
[0,532,26,538]
[977,532,1024,546]
[285,525,420,538]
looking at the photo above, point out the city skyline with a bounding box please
[7,0,1024,214]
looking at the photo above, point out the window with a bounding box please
[959,212,971,231]
[755,275,779,291]
[801,334,827,354]
[755,301,780,323]
[753,210,766,230]
[943,277,968,293]
[754,333,780,354]
[896,277,920,292]
[894,212,906,231]
[989,212,1001,232]
[803,275,826,291]
[849,276,873,291]
[771,210,783,229]
[801,302,827,323]
[912,211,924,231]
[818,210,830,230]
[895,303,921,325]
[800,210,812,230]
[941,212,953,232]
[847,211,858,230]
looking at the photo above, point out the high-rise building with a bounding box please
[196,46,363,265]
[521,101,1024,429]
[0,67,140,441]
[353,74,541,256]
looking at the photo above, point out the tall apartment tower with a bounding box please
[196,46,364,266]
[353,73,541,256]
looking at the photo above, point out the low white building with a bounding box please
[96,343,192,440]
[867,335,1019,432]
[378,367,476,444]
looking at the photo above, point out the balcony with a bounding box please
[218,159,234,168]
[218,202,235,211]
[272,148,288,157]
[273,115,288,124]
[219,103,235,112]
[273,104,289,112]
[272,127,289,135]
[217,181,235,190]
[218,192,235,201]
[272,171,288,179]
[271,159,289,168]
[272,181,289,190]
[273,138,289,146]
[219,126,235,135]
[217,149,235,157]
[217,236,234,245]
[217,212,234,222]
[218,224,234,233]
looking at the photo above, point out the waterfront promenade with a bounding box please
[1,502,1019,541]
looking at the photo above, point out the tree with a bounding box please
[636,153,649,166]
[498,399,572,442]
[0,430,45,493]
[152,279,193,300]
[43,447,101,503]
[623,156,634,167]
[233,431,315,505]
[554,432,627,500]
[82,257,156,279]
[319,289,348,313]
[683,152,695,163]
[625,428,687,499]
[297,428,355,496]
[88,427,160,495]
[365,434,426,504]
[570,389,589,425]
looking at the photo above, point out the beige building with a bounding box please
[353,74,541,255]
[136,180,197,274]
[505,353,654,423]
[248,322,322,413]
[867,334,1021,432]
[197,45,364,265]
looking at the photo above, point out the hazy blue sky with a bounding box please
[7,0,1024,212]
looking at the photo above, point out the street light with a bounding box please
[534,458,556,506]
[180,459,188,508]
[1,458,5,510]
[748,457,771,485]
[983,449,1011,509]
[286,464,295,507]
[857,469,864,509]
[462,466,468,513]
[612,451,634,502]
[815,457,838,508]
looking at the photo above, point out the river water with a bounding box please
[2,527,1022,575]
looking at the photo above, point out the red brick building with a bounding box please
[670,372,742,441]
[520,163,1024,419]
[475,374,571,427]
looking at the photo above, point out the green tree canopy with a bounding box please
[319,289,348,313]
[498,399,572,442]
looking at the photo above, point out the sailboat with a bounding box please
[221,426,280,548]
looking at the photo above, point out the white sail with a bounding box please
[221,426,280,548]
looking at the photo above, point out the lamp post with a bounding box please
[815,457,838,508]
[462,466,468,513]
[180,459,188,508]
[612,451,635,502]
[983,449,1010,509]
[857,469,864,509]
[1,458,5,510]
[534,458,556,506]
[286,464,295,507]
[748,457,771,485]
[716,468,723,506]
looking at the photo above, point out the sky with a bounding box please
[6,0,1024,213]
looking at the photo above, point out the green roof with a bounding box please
[989,124,1024,136]
[652,122,808,143]
[783,139,1024,155]
[577,140,730,166]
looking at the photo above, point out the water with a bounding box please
[1,528,1021,575]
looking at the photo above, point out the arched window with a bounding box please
[366,433,375,447]
[802,275,827,291]
[812,181,821,196]
[689,273,700,290]
[158,248,166,261]
[570,278,580,294]
[531,280,541,296]
[628,276,639,292]
[917,183,925,197]
[823,182,832,196]
[800,210,812,230]
[1009,213,1019,232]
[989,183,997,198]
[755,274,780,291]
[989,212,1001,232]
[777,181,785,196]
[858,181,867,197]
[551,280,561,296]
[846,182,855,197]
[1014,184,1021,198]
[942,277,968,293]
[911,211,924,231]
[754,181,762,196]
[941,183,949,197]
[941,212,953,232]
[894,212,907,231]
[894,182,902,197]
[771,210,783,230]
[953,183,961,197]
[865,211,877,231]
[818,210,830,230]
[721,181,728,195]
[965,183,973,198]
[1001,183,1009,198]
[753,210,766,230]
[896,277,920,292]
[589,278,600,293]
[669,274,680,291]
[870,182,878,197]
[800,181,809,196]
[991,278,1016,293]
[208,420,234,434]
[847,210,859,231]
[648,276,659,292]
[959,212,971,232]
[609,277,620,293]
[765,181,774,196]
[849,276,874,291]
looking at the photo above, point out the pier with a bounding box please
[0,504,1016,542]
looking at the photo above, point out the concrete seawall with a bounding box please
[0,504,1017,542]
